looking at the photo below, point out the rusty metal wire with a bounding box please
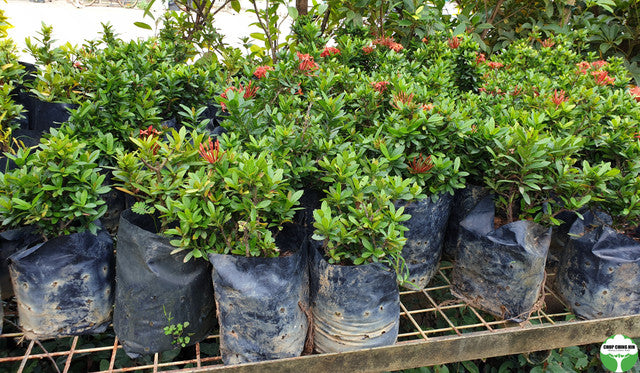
[0,264,575,372]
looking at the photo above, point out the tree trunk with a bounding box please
[296,0,307,16]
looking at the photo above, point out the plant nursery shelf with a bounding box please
[1,265,639,373]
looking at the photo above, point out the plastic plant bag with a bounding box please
[28,98,77,133]
[8,226,114,340]
[450,196,551,322]
[397,193,453,289]
[309,243,400,353]
[0,227,40,299]
[113,209,216,358]
[556,211,640,319]
[208,226,309,365]
[442,185,490,260]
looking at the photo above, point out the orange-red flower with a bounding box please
[551,89,568,107]
[139,125,161,139]
[199,138,223,164]
[421,103,434,111]
[487,61,503,69]
[629,86,640,102]
[371,81,390,93]
[297,52,319,75]
[372,37,404,52]
[475,53,486,64]
[392,92,414,109]
[591,60,608,69]
[320,46,341,57]
[448,36,461,49]
[253,65,274,79]
[219,82,258,111]
[362,45,374,54]
[540,39,555,48]
[576,61,591,75]
[592,70,615,86]
[408,154,434,174]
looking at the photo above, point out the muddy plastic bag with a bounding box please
[397,193,453,289]
[450,196,551,322]
[442,185,490,260]
[556,211,640,319]
[8,226,114,340]
[310,243,400,353]
[113,209,216,358]
[209,226,309,365]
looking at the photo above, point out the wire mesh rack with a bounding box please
[1,264,639,373]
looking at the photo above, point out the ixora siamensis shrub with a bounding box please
[310,149,423,353]
[111,126,216,358]
[0,129,113,339]
[166,136,307,365]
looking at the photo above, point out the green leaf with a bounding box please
[287,6,299,19]
[231,0,241,12]
[134,22,153,30]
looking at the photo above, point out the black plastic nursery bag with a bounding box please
[450,196,551,322]
[208,226,309,365]
[310,243,400,353]
[29,99,76,133]
[556,211,640,319]
[0,227,40,299]
[442,185,490,260]
[8,226,114,339]
[113,209,216,358]
[397,193,453,289]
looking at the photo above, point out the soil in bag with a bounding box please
[310,242,400,353]
[113,209,216,358]
[556,211,640,319]
[397,193,453,289]
[450,196,551,322]
[208,224,309,365]
[0,227,40,299]
[442,185,490,260]
[8,226,114,340]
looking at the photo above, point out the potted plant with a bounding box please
[0,129,113,339]
[450,123,616,322]
[165,133,307,365]
[310,149,422,353]
[111,126,217,358]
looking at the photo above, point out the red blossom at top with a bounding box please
[253,65,274,79]
[296,52,319,75]
[199,138,223,164]
[475,53,486,64]
[487,61,504,69]
[373,37,404,52]
[540,39,555,48]
[591,60,608,69]
[448,36,461,49]
[219,82,259,111]
[408,154,434,174]
[320,46,341,57]
[634,132,640,139]
[551,89,568,107]
[362,45,374,54]
[371,81,390,93]
[139,125,161,139]
[591,70,615,86]
[421,37,429,43]
[421,103,434,111]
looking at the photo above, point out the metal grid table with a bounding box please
[1,264,639,372]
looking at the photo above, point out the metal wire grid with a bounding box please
[0,264,574,373]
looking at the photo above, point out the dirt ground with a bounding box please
[2,0,264,62]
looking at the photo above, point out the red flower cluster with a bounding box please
[591,70,615,86]
[540,39,555,48]
[551,89,568,107]
[297,52,319,75]
[372,37,404,52]
[511,85,522,96]
[448,36,461,49]
[475,53,486,64]
[199,138,223,164]
[421,103,434,111]
[421,37,429,44]
[408,154,434,174]
[629,86,640,102]
[139,125,161,139]
[487,61,504,69]
[362,45,374,54]
[591,60,608,69]
[320,46,341,58]
[576,61,591,74]
[220,82,258,111]
[392,92,414,109]
[371,81,390,93]
[253,65,274,79]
